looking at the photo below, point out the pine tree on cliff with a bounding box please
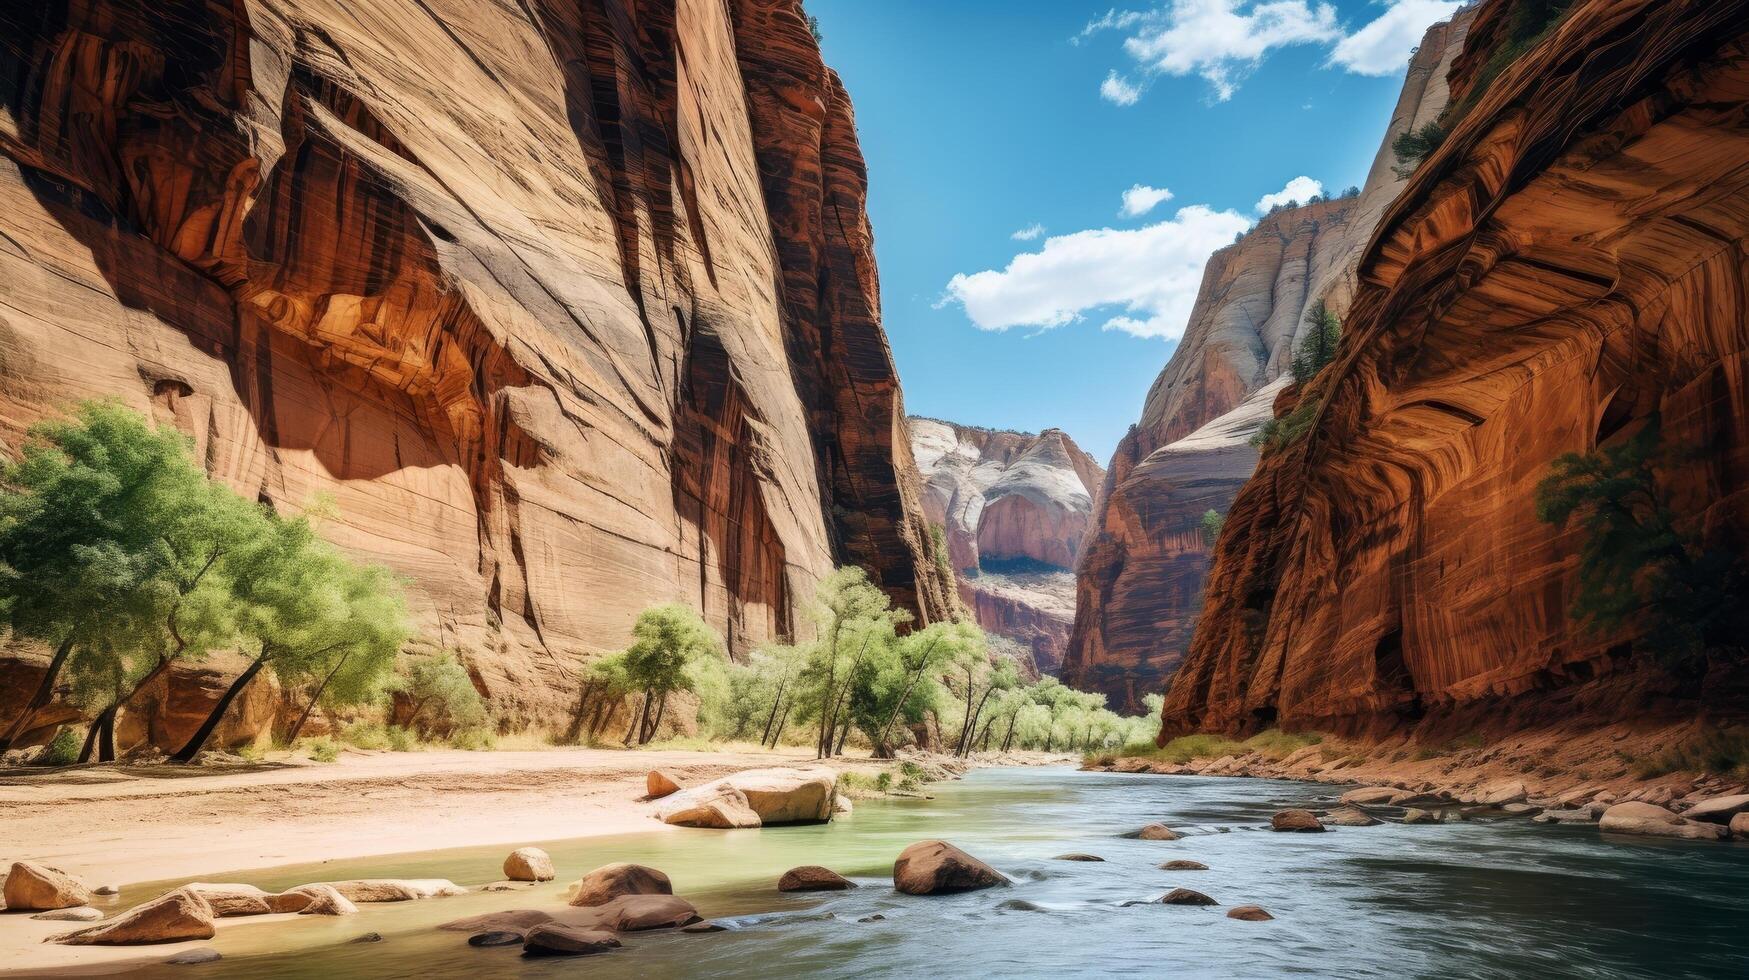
[1290,302,1341,384]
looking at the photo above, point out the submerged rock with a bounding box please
[682,920,730,933]
[467,931,525,948]
[348,933,384,944]
[1130,823,1181,841]
[893,841,1010,895]
[164,948,222,965]
[1324,806,1380,827]
[1052,854,1105,862]
[1270,810,1325,833]
[503,848,555,882]
[568,864,673,908]
[1401,808,1439,825]
[602,894,702,932]
[1598,802,1727,840]
[1159,860,1208,871]
[1227,905,1273,921]
[4,861,91,911]
[778,866,857,892]
[55,888,215,946]
[439,909,555,933]
[521,923,621,957]
[321,879,465,903]
[1161,888,1218,906]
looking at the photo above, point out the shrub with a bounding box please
[342,722,418,752]
[393,653,488,737]
[1243,728,1323,758]
[307,738,340,763]
[1391,121,1447,176]
[1630,728,1749,781]
[450,727,497,752]
[1200,509,1225,547]
[1251,399,1321,454]
[36,727,81,766]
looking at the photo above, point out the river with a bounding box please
[122,767,1749,978]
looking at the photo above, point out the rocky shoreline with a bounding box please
[1084,725,1749,843]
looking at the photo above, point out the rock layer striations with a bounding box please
[0,0,952,737]
[1162,0,1749,736]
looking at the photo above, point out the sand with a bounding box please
[0,745,883,975]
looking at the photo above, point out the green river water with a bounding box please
[110,767,1748,979]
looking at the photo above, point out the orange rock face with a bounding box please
[1063,11,1473,712]
[911,418,1102,674]
[0,0,951,730]
[1162,0,1749,737]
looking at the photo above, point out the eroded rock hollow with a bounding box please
[0,0,954,739]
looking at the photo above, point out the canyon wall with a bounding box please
[0,0,954,743]
[1062,11,1474,712]
[1162,0,1749,737]
[911,418,1103,674]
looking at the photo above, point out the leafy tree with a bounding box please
[0,401,241,752]
[393,652,487,738]
[619,603,724,745]
[801,567,907,758]
[171,513,408,762]
[1340,185,1360,199]
[566,651,633,744]
[750,643,807,748]
[1290,301,1341,384]
[1535,420,1749,678]
[866,620,978,756]
[1200,509,1226,547]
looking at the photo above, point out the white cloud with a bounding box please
[1100,70,1143,106]
[1120,1,1340,101]
[1075,8,1152,44]
[1095,1,1462,102]
[1011,224,1046,241]
[1255,175,1324,212]
[1120,184,1175,217]
[941,205,1252,341]
[1330,0,1463,74]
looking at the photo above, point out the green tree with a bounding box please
[1535,420,1749,678]
[751,643,807,748]
[566,652,634,744]
[866,620,978,757]
[1200,509,1226,547]
[171,513,408,762]
[393,652,486,738]
[801,567,906,758]
[619,604,723,746]
[0,401,241,752]
[1290,301,1341,384]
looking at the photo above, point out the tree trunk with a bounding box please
[960,688,997,757]
[286,653,351,745]
[1002,712,1019,753]
[624,693,648,746]
[171,655,268,763]
[643,694,668,745]
[760,678,788,747]
[96,710,116,763]
[875,662,930,756]
[564,679,599,744]
[834,708,852,756]
[771,701,792,747]
[0,637,75,752]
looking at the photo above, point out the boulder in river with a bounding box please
[294,885,358,916]
[439,909,555,933]
[164,948,222,965]
[1227,905,1274,921]
[1474,781,1529,806]
[4,861,91,911]
[1401,808,1439,824]
[657,783,763,829]
[1130,823,1181,841]
[321,879,465,902]
[1161,888,1217,906]
[600,894,702,931]
[1324,806,1380,827]
[1730,813,1749,839]
[568,863,673,908]
[521,923,621,957]
[503,847,556,882]
[1683,794,1749,825]
[185,883,274,917]
[1270,809,1326,832]
[711,767,838,824]
[1052,854,1105,862]
[1598,802,1727,840]
[467,931,525,948]
[778,866,857,892]
[1159,860,1208,871]
[1532,809,1595,825]
[834,794,854,815]
[893,841,1010,895]
[647,770,683,798]
[55,888,216,946]
[1339,787,1399,805]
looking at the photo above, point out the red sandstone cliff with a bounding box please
[1162,0,1749,737]
[0,0,953,742]
[1063,11,1474,712]
[910,418,1103,674]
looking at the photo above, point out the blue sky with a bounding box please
[809,0,1462,460]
